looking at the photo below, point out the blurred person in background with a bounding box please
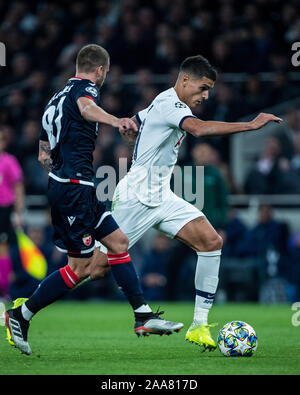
[0,124,18,158]
[102,65,131,112]
[291,134,300,174]
[17,119,48,194]
[140,234,171,301]
[6,53,30,85]
[272,108,300,159]
[238,204,290,260]
[242,74,269,114]
[210,37,235,73]
[153,37,181,73]
[57,29,89,71]
[0,128,24,300]
[250,23,272,72]
[130,69,154,103]
[267,72,299,106]
[284,108,300,142]
[219,208,249,258]
[245,136,300,194]
[285,230,300,302]
[177,25,196,60]
[100,91,123,118]
[117,24,146,72]
[238,203,291,303]
[190,142,229,231]
[17,119,40,165]
[5,89,27,134]
[26,70,49,111]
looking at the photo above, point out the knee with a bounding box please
[201,233,223,252]
[108,233,129,254]
[216,233,223,249]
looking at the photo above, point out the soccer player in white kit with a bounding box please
[95,55,281,350]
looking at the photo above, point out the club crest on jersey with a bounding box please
[85,86,98,97]
[82,234,92,246]
[175,101,187,108]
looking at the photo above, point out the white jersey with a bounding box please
[116,87,196,207]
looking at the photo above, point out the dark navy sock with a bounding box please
[25,265,80,315]
[107,251,146,310]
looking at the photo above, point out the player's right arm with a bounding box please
[77,97,138,133]
[181,112,282,138]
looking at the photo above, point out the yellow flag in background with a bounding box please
[16,229,48,280]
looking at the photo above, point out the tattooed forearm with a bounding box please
[38,140,53,173]
[41,158,53,172]
[39,140,51,155]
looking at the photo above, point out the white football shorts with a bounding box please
[96,191,203,253]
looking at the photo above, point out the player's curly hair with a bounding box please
[180,55,217,81]
[76,44,109,73]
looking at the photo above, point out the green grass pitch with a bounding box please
[1,301,299,375]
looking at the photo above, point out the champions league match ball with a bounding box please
[217,321,258,357]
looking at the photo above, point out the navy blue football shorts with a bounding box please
[48,178,119,258]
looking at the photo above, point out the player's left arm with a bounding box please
[182,112,282,137]
[38,139,53,173]
[119,115,139,152]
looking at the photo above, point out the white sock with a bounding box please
[193,307,209,326]
[21,303,34,321]
[134,304,152,313]
[192,249,221,326]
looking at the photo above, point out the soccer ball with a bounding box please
[217,321,258,357]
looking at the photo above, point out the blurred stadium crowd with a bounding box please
[0,0,300,304]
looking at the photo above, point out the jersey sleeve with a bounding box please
[160,98,197,130]
[73,82,100,104]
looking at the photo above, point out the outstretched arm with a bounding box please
[182,112,282,138]
[119,115,139,152]
[38,139,52,173]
